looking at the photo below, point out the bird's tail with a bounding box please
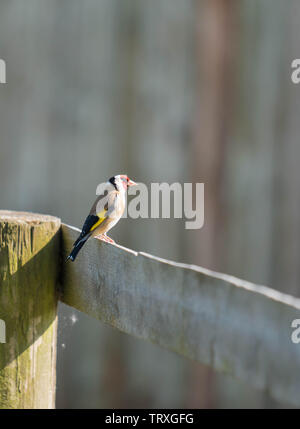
[66,236,89,262]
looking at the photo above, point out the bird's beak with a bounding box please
[127,179,137,187]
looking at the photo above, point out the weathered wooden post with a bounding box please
[0,211,61,409]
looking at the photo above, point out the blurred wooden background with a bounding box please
[0,0,299,408]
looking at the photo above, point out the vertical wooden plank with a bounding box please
[216,0,288,408]
[187,0,238,408]
[116,0,197,406]
[272,0,300,297]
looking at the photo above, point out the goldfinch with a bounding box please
[67,174,137,261]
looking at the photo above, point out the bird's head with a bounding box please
[109,174,137,191]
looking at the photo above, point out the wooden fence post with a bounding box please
[0,211,61,409]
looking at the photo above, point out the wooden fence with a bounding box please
[0,211,300,408]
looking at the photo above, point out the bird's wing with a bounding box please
[89,190,119,230]
[73,190,119,246]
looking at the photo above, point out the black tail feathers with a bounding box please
[66,237,87,262]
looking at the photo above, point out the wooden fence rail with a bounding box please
[1,211,300,408]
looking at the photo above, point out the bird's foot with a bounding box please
[96,234,115,244]
[103,235,115,244]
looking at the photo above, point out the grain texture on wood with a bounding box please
[61,223,300,407]
[0,211,61,409]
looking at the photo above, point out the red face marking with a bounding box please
[120,175,137,189]
[120,175,129,189]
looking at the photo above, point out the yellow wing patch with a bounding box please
[90,209,107,231]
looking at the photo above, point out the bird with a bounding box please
[67,174,137,261]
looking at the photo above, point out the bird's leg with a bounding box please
[103,233,115,244]
[96,234,108,242]
[96,233,115,244]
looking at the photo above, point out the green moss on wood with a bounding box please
[0,211,61,409]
